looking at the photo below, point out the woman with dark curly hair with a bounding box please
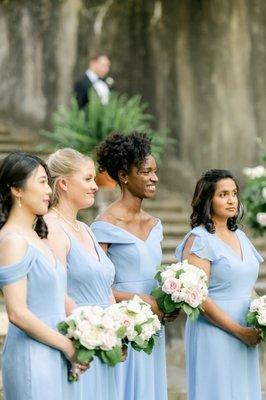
[176,169,262,400]
[0,152,87,400]
[91,132,169,400]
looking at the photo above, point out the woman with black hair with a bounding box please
[0,152,86,400]
[91,132,169,400]
[176,169,262,400]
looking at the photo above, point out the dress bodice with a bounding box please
[65,224,115,308]
[175,226,263,301]
[91,220,163,294]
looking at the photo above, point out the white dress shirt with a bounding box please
[86,69,110,105]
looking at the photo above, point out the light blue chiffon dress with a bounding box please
[176,226,263,400]
[0,243,72,400]
[63,223,118,400]
[91,220,167,400]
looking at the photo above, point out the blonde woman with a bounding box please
[45,148,118,400]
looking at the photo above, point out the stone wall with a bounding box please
[1,0,266,191]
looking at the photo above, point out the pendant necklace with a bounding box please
[52,207,80,232]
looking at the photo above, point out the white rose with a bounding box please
[100,330,118,350]
[161,268,176,282]
[126,300,142,314]
[171,291,188,303]
[243,165,266,179]
[256,213,266,227]
[179,271,199,288]
[80,328,103,349]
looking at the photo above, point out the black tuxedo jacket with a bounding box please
[74,74,93,109]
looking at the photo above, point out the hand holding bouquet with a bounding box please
[246,296,266,340]
[106,295,161,355]
[151,260,208,322]
[58,305,125,381]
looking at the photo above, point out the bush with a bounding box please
[41,91,168,161]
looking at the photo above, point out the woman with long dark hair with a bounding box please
[0,152,86,400]
[91,132,170,400]
[176,169,262,400]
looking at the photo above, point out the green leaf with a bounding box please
[57,321,69,334]
[189,308,200,322]
[182,303,193,317]
[143,337,155,355]
[116,326,127,339]
[134,324,143,335]
[246,311,258,326]
[163,295,177,313]
[98,346,123,367]
[76,347,95,364]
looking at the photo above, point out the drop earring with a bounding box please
[18,197,22,208]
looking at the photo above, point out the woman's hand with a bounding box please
[122,344,128,362]
[141,294,164,321]
[236,326,261,347]
[63,340,90,374]
[163,309,180,323]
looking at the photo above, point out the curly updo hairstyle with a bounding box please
[190,169,243,233]
[0,152,51,238]
[96,132,152,184]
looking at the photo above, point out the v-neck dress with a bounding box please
[175,226,263,400]
[91,220,167,400]
[63,223,117,400]
[0,244,72,400]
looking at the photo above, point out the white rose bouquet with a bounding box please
[246,296,266,340]
[105,295,161,355]
[58,305,125,381]
[151,260,208,321]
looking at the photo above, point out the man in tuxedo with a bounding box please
[74,54,111,109]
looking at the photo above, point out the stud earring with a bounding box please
[124,181,128,185]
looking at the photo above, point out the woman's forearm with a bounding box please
[202,297,244,338]
[8,306,72,355]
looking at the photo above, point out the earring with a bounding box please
[124,181,128,185]
[18,197,22,208]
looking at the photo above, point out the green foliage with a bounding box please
[41,91,169,161]
[97,345,123,367]
[246,311,266,341]
[242,175,266,236]
[76,346,95,364]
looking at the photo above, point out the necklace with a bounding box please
[52,207,80,232]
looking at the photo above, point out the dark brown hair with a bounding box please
[0,152,51,238]
[190,169,243,233]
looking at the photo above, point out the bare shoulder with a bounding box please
[140,210,158,226]
[0,233,28,267]
[44,214,70,246]
[95,204,120,225]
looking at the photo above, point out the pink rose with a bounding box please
[186,288,201,308]
[162,277,181,295]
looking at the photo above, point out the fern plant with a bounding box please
[41,91,168,160]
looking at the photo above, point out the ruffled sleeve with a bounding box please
[91,221,136,244]
[0,245,35,289]
[175,227,216,262]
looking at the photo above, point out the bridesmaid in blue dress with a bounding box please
[175,169,262,400]
[91,132,172,400]
[45,148,118,400]
[0,153,86,400]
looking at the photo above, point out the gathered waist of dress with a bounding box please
[76,302,110,309]
[209,294,251,302]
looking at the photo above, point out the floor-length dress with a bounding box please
[64,224,118,400]
[176,226,262,400]
[91,220,167,400]
[0,243,72,400]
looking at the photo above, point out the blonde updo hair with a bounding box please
[46,148,93,206]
